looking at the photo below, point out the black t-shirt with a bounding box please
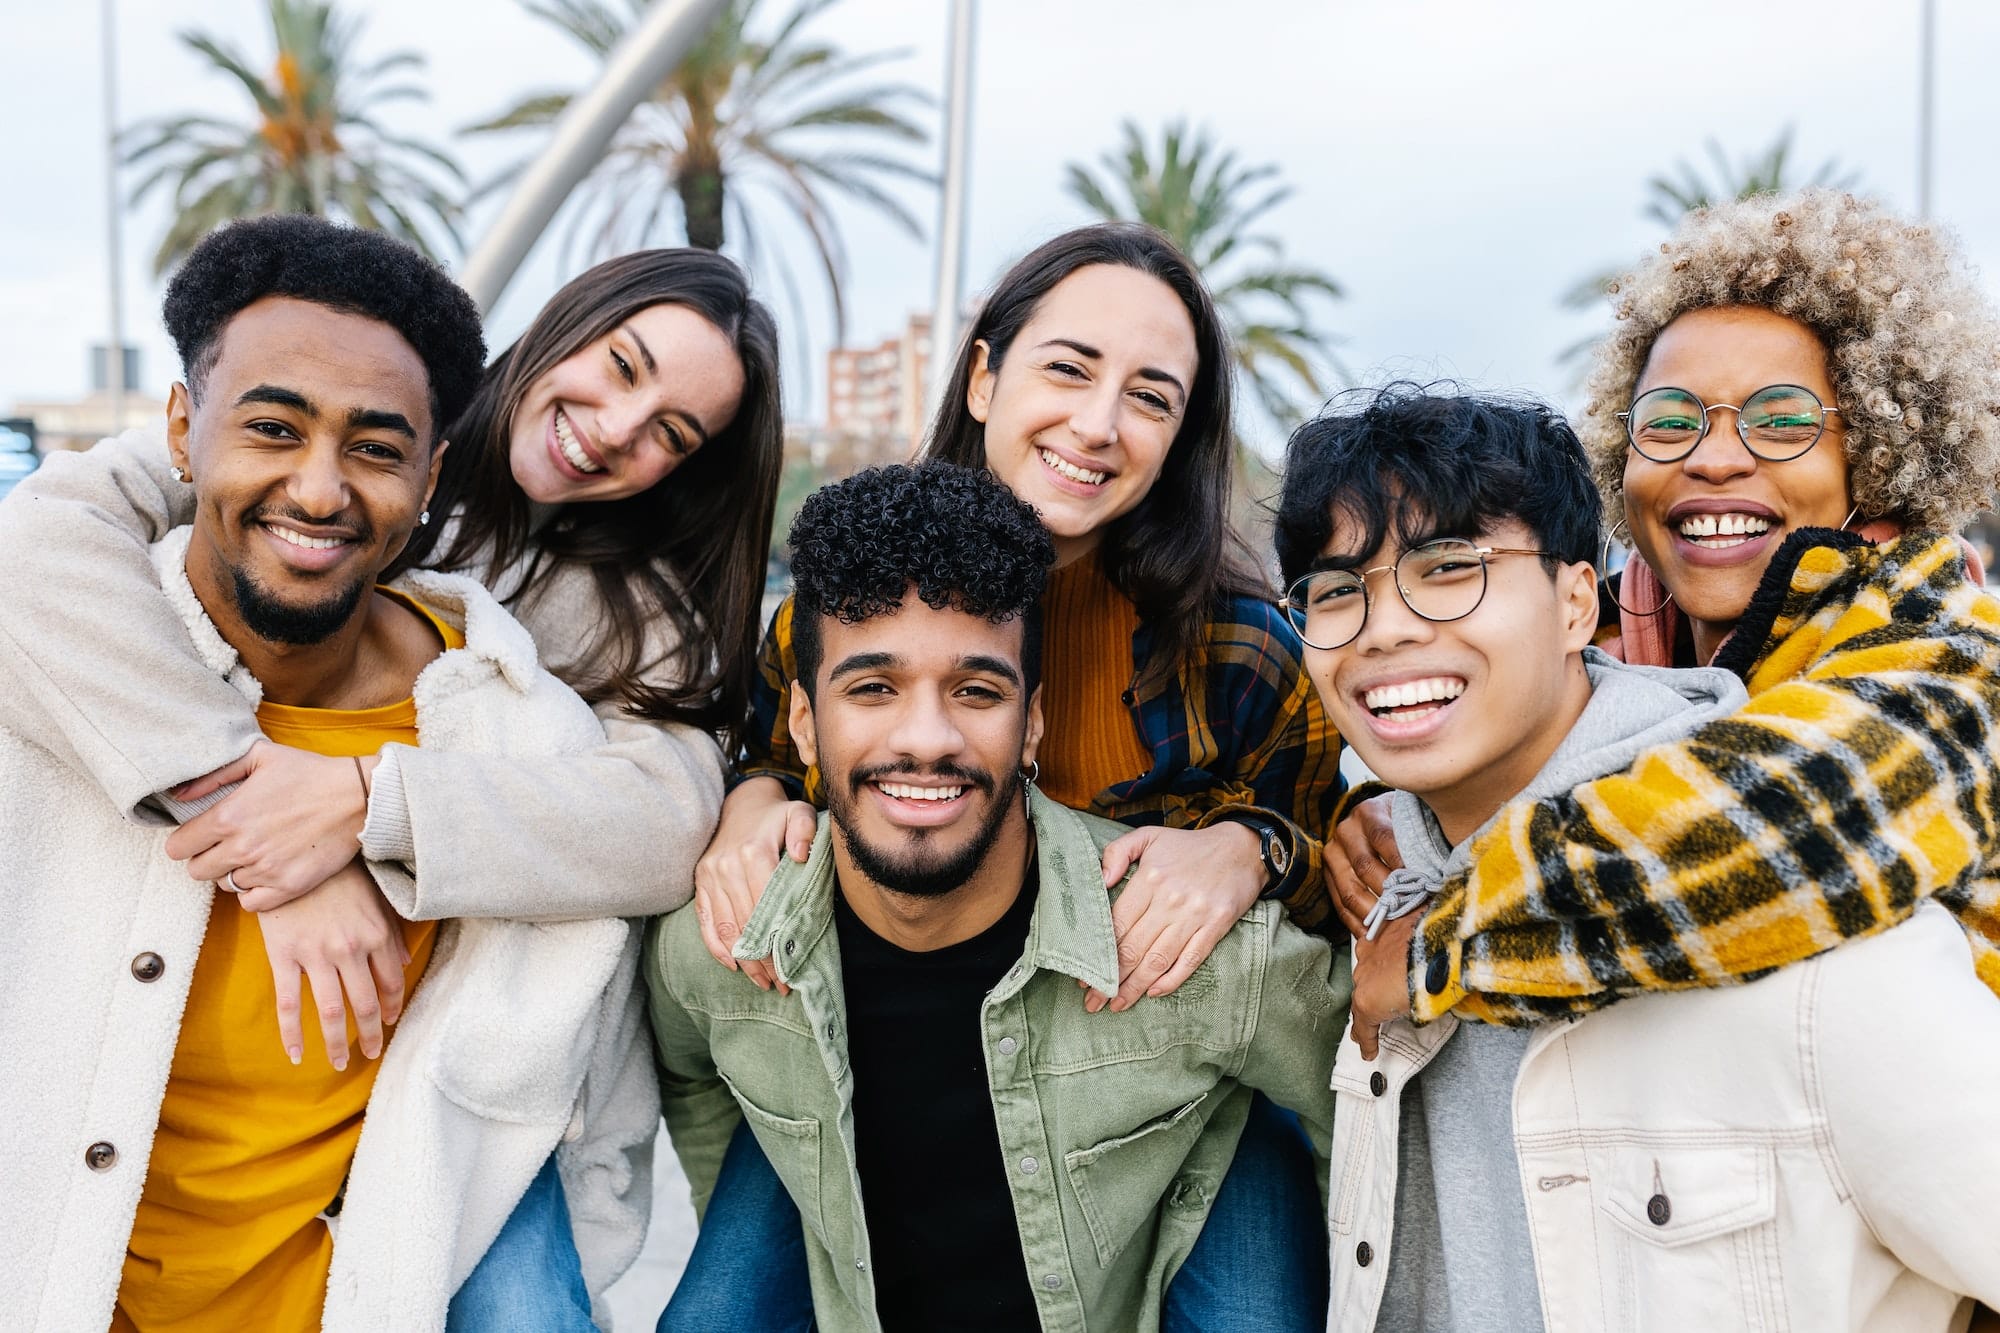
[833,864,1041,1332]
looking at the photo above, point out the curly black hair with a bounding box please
[162,215,486,442]
[1275,383,1601,586]
[789,461,1055,699]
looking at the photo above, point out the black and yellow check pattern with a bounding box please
[1412,529,2000,1024]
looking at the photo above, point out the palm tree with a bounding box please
[467,0,931,338]
[1559,127,1859,362]
[1066,120,1344,438]
[123,0,464,276]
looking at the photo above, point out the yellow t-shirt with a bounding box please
[115,590,463,1333]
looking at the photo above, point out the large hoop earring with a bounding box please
[1603,518,1675,618]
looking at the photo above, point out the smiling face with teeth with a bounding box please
[506,302,746,506]
[789,596,1044,919]
[170,296,443,654]
[967,265,1197,567]
[1622,307,1855,663]
[1305,518,1598,842]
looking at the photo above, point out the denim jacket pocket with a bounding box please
[717,1069,828,1248]
[1063,1093,1211,1269]
[1595,1143,1783,1333]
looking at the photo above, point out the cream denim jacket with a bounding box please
[1328,902,2000,1332]
[648,788,1350,1333]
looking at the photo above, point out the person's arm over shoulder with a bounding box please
[361,570,727,920]
[1413,531,2000,1024]
[0,428,258,819]
[734,594,814,800]
[1232,905,1350,1208]
[1813,903,2000,1306]
[1155,600,1349,931]
[643,910,742,1218]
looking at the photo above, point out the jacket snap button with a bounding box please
[1043,1273,1063,1291]
[1646,1193,1671,1226]
[130,952,165,982]
[1020,1156,1039,1175]
[1424,952,1450,996]
[784,940,797,956]
[85,1141,117,1171]
[997,1036,1018,1056]
[1369,1071,1387,1097]
[1355,1241,1374,1267]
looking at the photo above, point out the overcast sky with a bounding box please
[7,0,2000,455]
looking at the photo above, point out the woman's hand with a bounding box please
[1350,908,1418,1060]
[1087,821,1268,1013]
[254,858,411,1071]
[692,777,815,994]
[166,740,379,911]
[1325,794,1402,939]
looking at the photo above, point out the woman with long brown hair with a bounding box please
[669,223,1350,1332]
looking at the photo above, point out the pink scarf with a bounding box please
[1609,521,1982,668]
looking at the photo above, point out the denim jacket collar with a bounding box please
[734,785,1122,999]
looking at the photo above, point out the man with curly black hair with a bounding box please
[646,461,1349,1333]
[0,216,664,1333]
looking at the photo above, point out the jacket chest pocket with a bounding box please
[1595,1144,1785,1333]
[718,1071,828,1249]
[1063,1092,1211,1269]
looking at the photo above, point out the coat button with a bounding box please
[1646,1193,1671,1226]
[85,1141,117,1171]
[1120,690,1135,706]
[997,1036,1018,1056]
[1424,952,1450,996]
[784,940,797,956]
[130,953,165,982]
[1355,1241,1374,1267]
[1042,1273,1064,1291]
[1370,1071,1387,1097]
[1020,1156,1039,1175]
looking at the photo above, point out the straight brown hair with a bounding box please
[921,222,1261,687]
[396,249,782,751]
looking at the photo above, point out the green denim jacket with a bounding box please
[644,789,1351,1333]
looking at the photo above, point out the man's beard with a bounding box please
[828,760,1021,898]
[229,565,367,646]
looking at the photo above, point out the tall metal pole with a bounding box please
[102,0,126,428]
[459,0,729,313]
[1918,0,1936,218]
[929,0,977,395]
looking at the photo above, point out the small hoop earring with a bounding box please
[169,466,190,484]
[1602,517,1675,618]
[418,510,431,526]
[1021,759,1039,786]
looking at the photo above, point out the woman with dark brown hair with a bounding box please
[669,222,1350,1333]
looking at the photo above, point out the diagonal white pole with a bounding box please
[102,0,127,423]
[460,0,730,314]
[928,0,977,395]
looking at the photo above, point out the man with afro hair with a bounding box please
[645,461,1349,1333]
[0,215,661,1332]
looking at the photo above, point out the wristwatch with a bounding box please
[1227,813,1292,893]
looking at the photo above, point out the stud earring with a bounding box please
[418,510,431,526]
[169,466,190,484]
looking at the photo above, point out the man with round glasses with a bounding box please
[1272,383,2000,1332]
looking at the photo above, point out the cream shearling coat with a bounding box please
[0,529,662,1332]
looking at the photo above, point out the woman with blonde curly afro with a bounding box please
[1327,189,2000,1041]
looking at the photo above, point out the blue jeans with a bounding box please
[659,1118,815,1332]
[447,1153,598,1333]
[662,1093,1325,1332]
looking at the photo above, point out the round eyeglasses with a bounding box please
[1616,384,1842,463]
[1278,539,1547,651]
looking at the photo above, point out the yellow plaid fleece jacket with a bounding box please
[1412,528,2000,1025]
[738,591,1350,930]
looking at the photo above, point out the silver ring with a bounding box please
[222,870,243,894]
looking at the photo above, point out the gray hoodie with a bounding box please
[1375,647,1747,1333]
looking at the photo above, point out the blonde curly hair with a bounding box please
[1582,189,2000,531]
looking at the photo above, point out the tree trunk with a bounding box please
[680,166,726,250]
